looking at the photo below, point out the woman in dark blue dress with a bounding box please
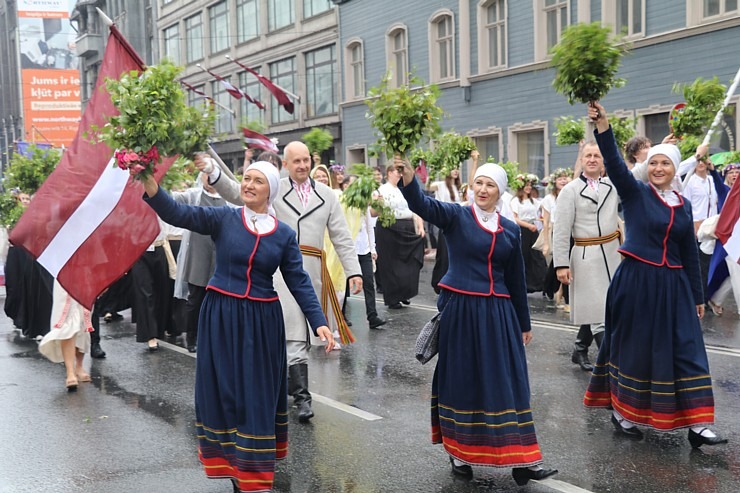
[584,102,726,448]
[395,157,557,486]
[140,162,334,492]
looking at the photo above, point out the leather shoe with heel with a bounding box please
[90,343,106,359]
[449,457,472,478]
[512,467,558,486]
[688,428,728,448]
[571,350,594,371]
[611,414,643,439]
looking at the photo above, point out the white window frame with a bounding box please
[478,0,507,73]
[345,38,365,100]
[346,144,368,167]
[185,14,204,63]
[533,0,570,62]
[468,127,504,163]
[209,1,230,54]
[305,44,338,118]
[268,0,294,32]
[602,0,645,39]
[212,79,235,134]
[688,0,739,26]
[508,120,550,176]
[162,23,180,64]
[236,0,260,44]
[269,57,296,124]
[239,70,263,126]
[386,23,409,88]
[428,10,456,83]
[304,0,332,19]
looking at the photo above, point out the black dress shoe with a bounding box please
[90,343,106,359]
[369,317,387,329]
[401,299,411,305]
[187,345,197,353]
[449,457,472,477]
[611,414,643,439]
[345,319,353,327]
[571,350,594,371]
[297,401,314,423]
[388,302,403,309]
[512,467,558,486]
[688,428,728,448]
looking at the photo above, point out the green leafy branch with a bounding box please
[427,132,476,179]
[302,128,333,155]
[554,117,585,146]
[341,164,396,227]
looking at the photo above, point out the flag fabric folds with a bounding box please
[9,26,171,310]
[230,59,294,114]
[715,178,740,264]
[203,68,265,110]
[242,128,279,154]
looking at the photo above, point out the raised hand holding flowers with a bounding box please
[90,60,215,181]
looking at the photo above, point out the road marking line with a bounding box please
[311,394,383,421]
[157,339,383,421]
[538,478,595,493]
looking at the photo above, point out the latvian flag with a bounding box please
[9,27,172,310]
[716,177,740,264]
[242,128,279,154]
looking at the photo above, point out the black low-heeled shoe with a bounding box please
[449,457,473,477]
[611,414,643,439]
[512,467,558,486]
[688,428,728,448]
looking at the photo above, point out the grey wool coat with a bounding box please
[552,176,622,326]
[210,172,361,342]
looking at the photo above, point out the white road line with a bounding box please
[538,478,595,493]
[157,339,384,421]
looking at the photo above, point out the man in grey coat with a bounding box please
[196,142,362,422]
[553,141,622,371]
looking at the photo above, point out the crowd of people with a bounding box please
[3,102,733,490]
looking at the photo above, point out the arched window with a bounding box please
[429,11,455,82]
[478,0,507,72]
[386,24,408,88]
[345,39,365,99]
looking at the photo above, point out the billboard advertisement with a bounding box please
[17,0,81,148]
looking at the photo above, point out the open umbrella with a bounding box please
[709,151,740,166]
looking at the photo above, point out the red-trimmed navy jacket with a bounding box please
[595,127,703,304]
[144,187,328,333]
[399,177,531,333]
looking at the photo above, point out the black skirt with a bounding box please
[375,218,424,306]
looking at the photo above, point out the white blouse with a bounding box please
[473,203,499,232]
[242,206,276,234]
[379,183,413,220]
[510,197,541,223]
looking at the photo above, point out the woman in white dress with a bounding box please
[511,174,548,293]
[38,280,93,391]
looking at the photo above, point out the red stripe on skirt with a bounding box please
[199,451,274,492]
[442,437,543,467]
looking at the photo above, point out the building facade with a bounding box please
[158,0,340,170]
[336,0,740,179]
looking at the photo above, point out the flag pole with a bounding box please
[681,66,740,188]
[195,65,237,116]
[96,7,114,27]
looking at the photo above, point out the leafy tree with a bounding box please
[302,128,333,155]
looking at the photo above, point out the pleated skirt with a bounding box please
[432,290,543,468]
[195,291,288,493]
[584,258,715,430]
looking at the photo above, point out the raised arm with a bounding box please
[194,153,243,206]
[589,101,639,200]
[396,156,459,230]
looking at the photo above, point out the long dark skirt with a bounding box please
[375,218,424,306]
[195,291,287,493]
[431,232,448,294]
[432,290,543,468]
[520,227,547,293]
[584,258,715,431]
[4,247,52,338]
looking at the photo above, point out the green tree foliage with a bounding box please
[610,115,636,151]
[365,74,443,157]
[341,164,395,227]
[302,128,334,155]
[671,77,727,159]
[554,117,585,146]
[551,22,627,104]
[426,132,477,179]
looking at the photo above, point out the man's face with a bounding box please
[582,144,604,179]
[285,143,311,183]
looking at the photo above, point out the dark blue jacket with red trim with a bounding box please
[144,187,328,332]
[399,177,531,333]
[595,127,703,304]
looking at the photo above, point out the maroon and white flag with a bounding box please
[9,27,172,309]
[242,128,279,154]
[716,177,740,264]
[230,59,294,114]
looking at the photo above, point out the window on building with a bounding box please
[269,0,294,31]
[616,0,643,37]
[345,40,365,99]
[512,128,546,177]
[239,71,263,125]
[643,112,670,147]
[187,84,206,108]
[185,14,204,63]
[237,0,260,43]
[704,0,738,17]
[209,1,229,54]
[430,12,454,82]
[475,134,501,163]
[480,0,506,71]
[212,80,235,134]
[269,57,296,124]
[387,26,408,88]
[163,24,179,64]
[544,0,569,51]
[306,45,337,118]
[304,0,332,18]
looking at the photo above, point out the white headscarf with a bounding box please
[646,144,681,171]
[245,161,280,206]
[473,163,509,209]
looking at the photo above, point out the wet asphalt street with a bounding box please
[1,263,739,493]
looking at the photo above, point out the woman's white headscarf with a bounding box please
[473,162,508,209]
[245,161,280,206]
[643,144,683,191]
